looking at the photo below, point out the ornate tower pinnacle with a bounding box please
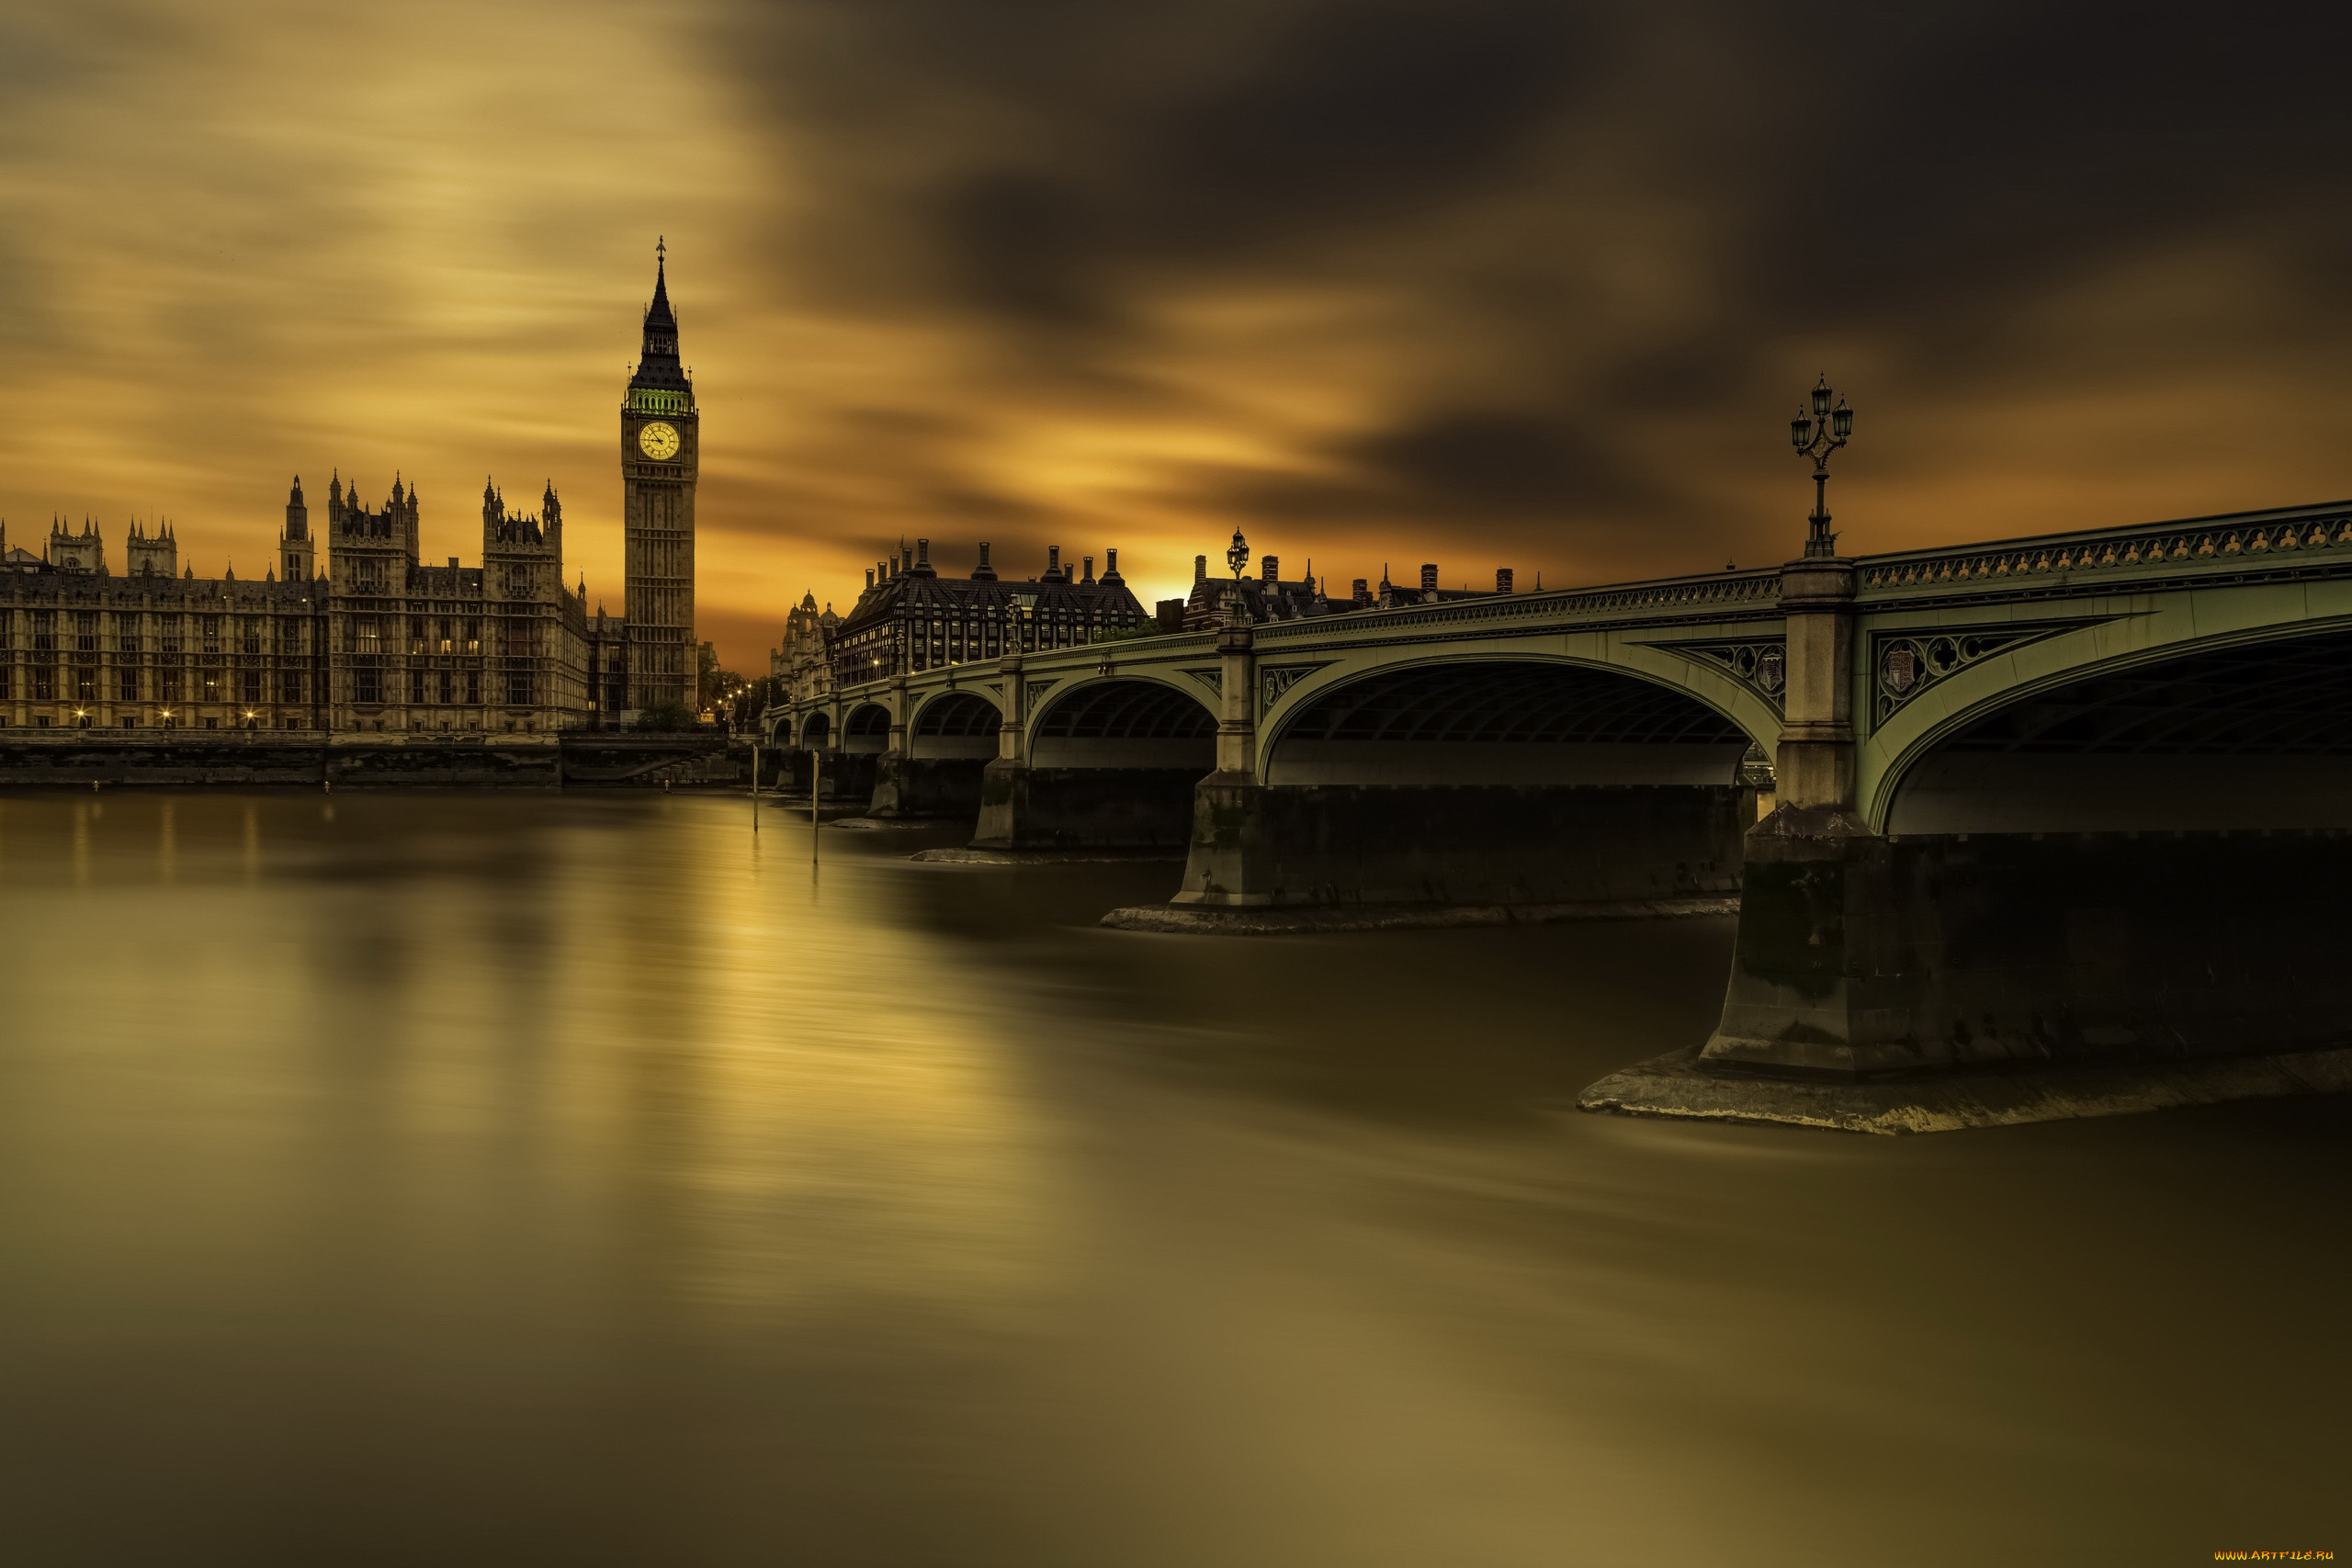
[280,472,313,582]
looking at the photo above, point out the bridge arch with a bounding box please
[1160,654,1761,910]
[971,675,1218,849]
[1261,657,1758,788]
[1879,621,2352,834]
[800,710,831,747]
[1031,677,1216,770]
[911,690,1000,760]
[842,702,891,755]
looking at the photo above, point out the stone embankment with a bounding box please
[0,731,744,787]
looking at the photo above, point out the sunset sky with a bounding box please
[5,0,2350,667]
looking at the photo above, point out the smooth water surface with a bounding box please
[0,793,2342,1565]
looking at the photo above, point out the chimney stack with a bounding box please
[973,541,997,581]
[1420,563,1438,592]
[1194,554,1207,583]
[1496,568,1513,593]
[1261,555,1279,583]
[1351,578,1370,605]
[1102,547,1122,582]
[1083,555,1095,583]
[865,569,875,589]
[1047,545,1062,580]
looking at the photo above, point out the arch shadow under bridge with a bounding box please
[974,677,1216,849]
[1174,657,1766,910]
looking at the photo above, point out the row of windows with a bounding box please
[337,616,553,658]
[831,614,1136,682]
[0,611,307,656]
[0,668,305,704]
[6,654,266,671]
[351,669,533,705]
[6,715,307,730]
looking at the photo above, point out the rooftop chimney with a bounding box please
[1420,563,1438,592]
[1102,547,1123,584]
[1351,578,1370,604]
[914,537,933,574]
[972,541,997,581]
[1047,545,1062,581]
[866,568,876,589]
[1082,555,1095,584]
[1261,555,1279,583]
[1194,554,1207,583]
[1496,568,1513,593]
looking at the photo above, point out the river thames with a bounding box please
[0,792,2341,1564]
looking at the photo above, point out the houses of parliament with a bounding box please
[0,251,699,735]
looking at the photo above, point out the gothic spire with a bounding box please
[628,238,691,394]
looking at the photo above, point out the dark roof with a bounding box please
[628,252,691,394]
[833,556,1145,640]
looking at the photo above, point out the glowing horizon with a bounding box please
[6,1,2352,671]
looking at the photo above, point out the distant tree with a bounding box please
[695,641,745,710]
[739,675,783,727]
[632,696,699,732]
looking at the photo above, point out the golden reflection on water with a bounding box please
[0,792,2341,1566]
[533,808,1069,1330]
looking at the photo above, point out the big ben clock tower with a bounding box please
[620,239,698,716]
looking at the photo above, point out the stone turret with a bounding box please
[481,478,566,713]
[127,519,177,578]
[327,471,420,596]
[48,517,105,573]
[280,476,313,583]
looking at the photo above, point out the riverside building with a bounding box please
[823,539,1148,690]
[0,248,699,734]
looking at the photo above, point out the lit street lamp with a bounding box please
[1789,374,1856,558]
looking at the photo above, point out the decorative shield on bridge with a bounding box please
[1881,642,1921,697]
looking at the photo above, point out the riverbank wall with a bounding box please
[0,731,746,787]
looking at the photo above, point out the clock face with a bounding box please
[637,421,682,461]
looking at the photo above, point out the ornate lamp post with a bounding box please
[1225,526,1250,625]
[1790,374,1856,558]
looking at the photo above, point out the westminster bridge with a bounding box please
[770,499,2352,1130]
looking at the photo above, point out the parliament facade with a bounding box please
[0,251,699,735]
